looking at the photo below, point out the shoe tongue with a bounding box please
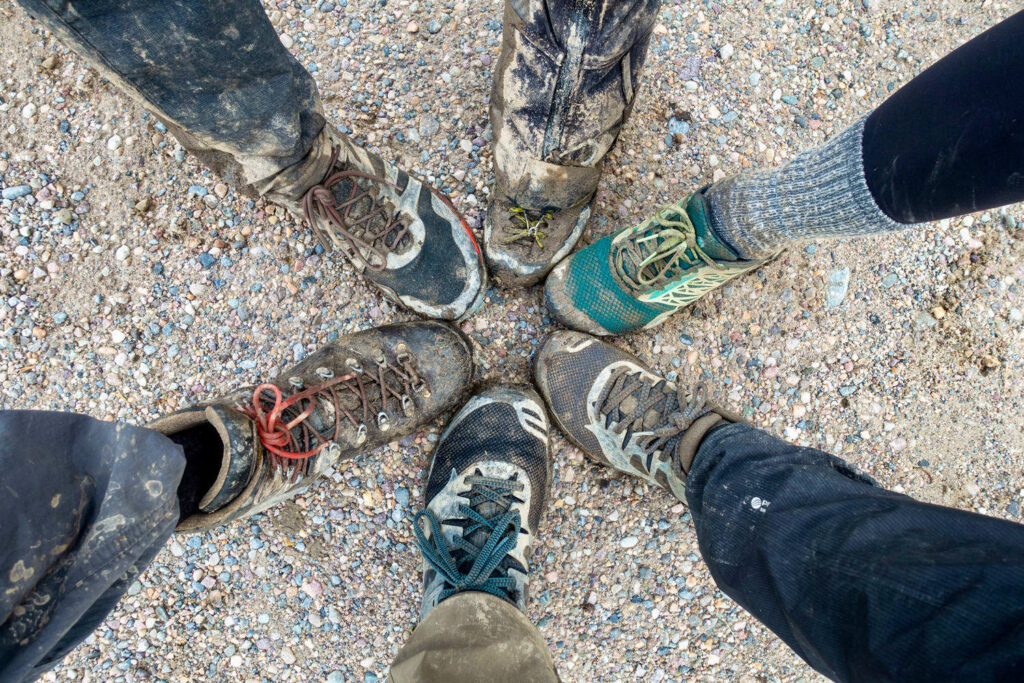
[686,191,740,262]
[457,492,513,571]
[619,208,693,286]
[198,405,259,514]
[462,499,503,551]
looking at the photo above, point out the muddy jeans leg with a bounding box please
[14,0,333,201]
[387,592,561,683]
[490,0,662,208]
[685,422,1024,682]
[0,411,184,682]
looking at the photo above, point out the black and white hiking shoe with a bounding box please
[282,127,487,320]
[413,385,551,618]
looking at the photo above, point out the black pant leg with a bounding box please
[686,422,1024,682]
[863,9,1024,223]
[0,411,184,682]
[15,0,327,195]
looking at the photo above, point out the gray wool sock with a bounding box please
[703,116,904,260]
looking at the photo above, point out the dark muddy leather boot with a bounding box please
[150,321,473,532]
[484,0,661,287]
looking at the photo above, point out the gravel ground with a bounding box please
[2,0,1022,681]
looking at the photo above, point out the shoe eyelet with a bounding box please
[288,376,304,388]
[375,352,387,367]
[316,367,334,379]
[413,379,430,397]
[347,358,363,374]
[377,411,391,431]
[401,394,413,416]
[324,442,341,458]
[356,423,367,444]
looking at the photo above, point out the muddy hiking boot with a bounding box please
[150,322,474,533]
[544,191,777,335]
[484,0,662,287]
[534,331,742,503]
[413,385,552,618]
[274,128,487,321]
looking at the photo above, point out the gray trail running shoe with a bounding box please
[280,128,486,320]
[533,330,741,503]
[150,322,473,532]
[413,385,551,619]
[483,0,661,288]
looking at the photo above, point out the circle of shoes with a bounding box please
[596,369,712,476]
[238,342,428,478]
[503,205,555,249]
[614,204,725,291]
[301,146,413,271]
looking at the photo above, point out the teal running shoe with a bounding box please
[543,191,776,335]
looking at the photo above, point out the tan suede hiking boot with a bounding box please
[150,322,473,532]
[483,0,661,287]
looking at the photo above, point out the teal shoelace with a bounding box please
[413,474,525,604]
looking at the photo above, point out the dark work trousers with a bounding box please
[14,0,333,203]
[5,412,1024,682]
[688,423,1024,682]
[0,411,184,683]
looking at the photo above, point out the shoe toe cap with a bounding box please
[483,207,550,288]
[398,321,474,416]
[483,199,591,289]
[542,259,615,336]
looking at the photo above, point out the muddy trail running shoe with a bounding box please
[413,385,551,618]
[544,192,778,335]
[534,330,742,503]
[150,322,473,533]
[482,0,663,288]
[484,194,592,289]
[278,128,486,320]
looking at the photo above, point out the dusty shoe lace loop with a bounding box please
[614,203,723,290]
[503,206,554,249]
[238,349,424,475]
[596,370,711,470]
[413,474,524,605]
[301,146,410,272]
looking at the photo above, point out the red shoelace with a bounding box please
[240,377,353,461]
[238,350,424,475]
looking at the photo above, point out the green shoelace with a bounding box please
[614,203,723,290]
[413,474,525,604]
[503,206,554,249]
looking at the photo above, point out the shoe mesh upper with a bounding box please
[426,401,550,533]
[563,235,670,333]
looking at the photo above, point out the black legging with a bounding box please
[863,9,1024,224]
